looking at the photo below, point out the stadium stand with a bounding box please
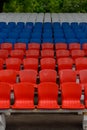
[0,13,87,129]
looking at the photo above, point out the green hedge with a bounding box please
[3,0,87,13]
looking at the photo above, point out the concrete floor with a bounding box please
[6,114,83,130]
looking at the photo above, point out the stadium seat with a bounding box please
[0,70,17,84]
[41,50,54,58]
[75,58,87,70]
[0,50,9,60]
[82,43,87,52]
[28,43,40,50]
[1,43,13,52]
[0,58,4,69]
[5,38,17,44]
[14,43,26,51]
[42,43,54,50]
[26,50,39,58]
[10,50,24,59]
[56,50,70,59]
[79,70,87,86]
[71,50,85,60]
[69,43,80,51]
[40,58,56,70]
[55,43,67,50]
[59,69,76,84]
[12,82,35,109]
[19,69,37,83]
[84,84,87,108]
[57,58,74,70]
[17,38,29,44]
[23,58,38,70]
[37,82,60,109]
[0,82,11,109]
[39,69,57,83]
[61,82,84,109]
[6,58,22,70]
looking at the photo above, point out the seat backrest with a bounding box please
[0,70,17,84]
[75,58,87,70]
[55,43,67,50]
[38,82,58,100]
[56,50,70,58]
[0,58,4,70]
[84,84,87,104]
[13,82,34,100]
[41,50,54,58]
[61,82,82,100]
[0,82,11,100]
[40,58,56,69]
[59,69,76,84]
[6,58,22,70]
[42,43,54,50]
[19,69,37,83]
[1,43,12,51]
[10,50,24,59]
[79,70,87,84]
[28,43,40,50]
[26,50,39,58]
[82,43,87,50]
[39,69,57,82]
[71,50,85,60]
[57,58,73,70]
[0,50,9,59]
[14,43,26,51]
[23,58,38,70]
[69,43,80,51]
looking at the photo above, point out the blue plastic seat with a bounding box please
[54,38,66,43]
[5,38,17,44]
[17,38,29,44]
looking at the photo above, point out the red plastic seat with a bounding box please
[61,82,84,109]
[10,50,24,60]
[0,70,17,84]
[28,43,40,50]
[37,82,60,109]
[12,82,35,109]
[84,84,87,108]
[40,58,56,70]
[75,58,87,70]
[19,69,37,83]
[55,43,67,50]
[79,70,87,85]
[69,43,80,51]
[0,58,4,70]
[41,50,54,58]
[26,50,39,58]
[57,58,74,71]
[56,50,70,59]
[59,69,76,84]
[0,82,11,109]
[1,42,12,52]
[71,50,85,60]
[42,43,54,50]
[14,43,26,51]
[39,69,57,83]
[23,58,38,71]
[0,50,9,60]
[6,58,22,70]
[82,43,87,52]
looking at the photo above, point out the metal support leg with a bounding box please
[0,114,6,130]
[83,113,87,130]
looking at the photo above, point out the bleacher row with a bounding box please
[0,21,87,44]
[1,21,87,130]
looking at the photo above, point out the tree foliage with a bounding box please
[2,0,87,13]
